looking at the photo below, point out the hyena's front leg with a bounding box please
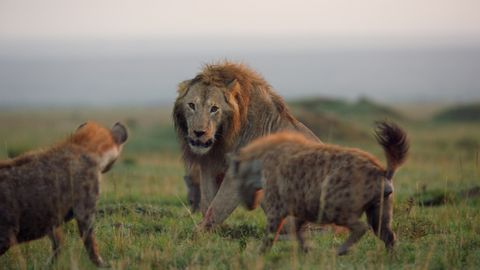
[261,214,286,253]
[76,214,109,268]
[47,227,64,263]
[336,220,369,256]
[74,189,108,268]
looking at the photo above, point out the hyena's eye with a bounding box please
[210,106,219,113]
[188,103,195,110]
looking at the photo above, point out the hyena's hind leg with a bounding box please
[0,220,17,256]
[0,228,13,256]
[47,227,64,263]
[336,219,369,256]
[366,197,396,251]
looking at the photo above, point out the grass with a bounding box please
[1,103,480,269]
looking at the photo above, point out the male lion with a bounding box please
[172,61,320,229]
[231,122,409,254]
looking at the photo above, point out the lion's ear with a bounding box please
[177,80,191,97]
[225,78,238,90]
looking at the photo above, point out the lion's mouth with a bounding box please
[188,138,214,148]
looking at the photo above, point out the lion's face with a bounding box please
[180,83,231,155]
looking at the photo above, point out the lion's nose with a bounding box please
[194,130,206,138]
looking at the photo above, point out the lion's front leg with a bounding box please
[184,174,201,213]
[200,173,241,230]
[183,164,201,213]
[199,169,221,215]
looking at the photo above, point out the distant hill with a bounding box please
[433,103,480,122]
[288,96,406,142]
[292,108,368,141]
[289,97,403,121]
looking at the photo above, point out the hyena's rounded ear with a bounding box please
[76,122,88,131]
[111,122,128,144]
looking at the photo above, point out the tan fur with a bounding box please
[172,61,320,227]
[183,164,201,212]
[0,121,128,267]
[232,122,408,254]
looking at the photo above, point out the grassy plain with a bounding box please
[0,101,479,269]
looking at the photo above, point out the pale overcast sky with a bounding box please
[1,0,480,106]
[1,0,479,41]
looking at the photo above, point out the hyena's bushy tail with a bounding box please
[375,121,409,179]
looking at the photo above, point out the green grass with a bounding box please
[1,105,480,269]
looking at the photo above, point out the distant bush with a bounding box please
[410,186,480,207]
[289,96,403,120]
[434,103,480,122]
[455,137,480,151]
[122,156,138,166]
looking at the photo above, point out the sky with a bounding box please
[0,0,479,106]
[1,0,480,42]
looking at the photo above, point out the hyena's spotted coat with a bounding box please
[231,121,408,254]
[0,121,128,267]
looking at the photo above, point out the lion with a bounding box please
[231,122,409,254]
[0,121,128,267]
[172,61,320,229]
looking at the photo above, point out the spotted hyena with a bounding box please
[230,121,408,254]
[0,121,128,267]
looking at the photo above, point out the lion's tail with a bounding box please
[374,121,409,179]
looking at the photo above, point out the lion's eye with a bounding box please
[188,103,195,110]
[210,106,219,113]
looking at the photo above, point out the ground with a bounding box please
[0,102,479,269]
